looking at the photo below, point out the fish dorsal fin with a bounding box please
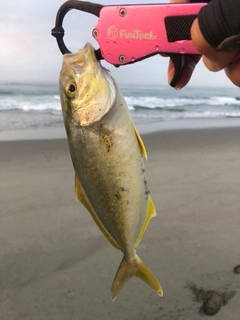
[75,173,121,251]
[133,124,147,159]
[135,195,156,248]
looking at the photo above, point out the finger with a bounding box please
[225,60,240,87]
[191,18,238,71]
[166,0,197,89]
[168,55,201,89]
[159,53,169,57]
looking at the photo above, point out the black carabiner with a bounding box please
[51,0,103,58]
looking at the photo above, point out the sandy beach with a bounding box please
[1,126,240,320]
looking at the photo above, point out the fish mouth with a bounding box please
[62,43,99,76]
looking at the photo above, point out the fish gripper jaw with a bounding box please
[51,0,103,56]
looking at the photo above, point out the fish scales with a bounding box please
[67,96,147,249]
[59,43,163,300]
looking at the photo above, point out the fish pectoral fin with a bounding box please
[75,173,121,251]
[135,195,157,248]
[133,123,147,160]
[111,254,163,301]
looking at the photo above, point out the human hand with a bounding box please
[167,0,240,89]
[190,18,240,87]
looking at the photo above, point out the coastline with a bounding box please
[0,117,240,141]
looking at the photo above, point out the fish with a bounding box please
[59,42,163,300]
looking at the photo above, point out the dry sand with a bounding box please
[0,127,240,320]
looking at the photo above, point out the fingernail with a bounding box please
[167,59,174,84]
[168,60,182,90]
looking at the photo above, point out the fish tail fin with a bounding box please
[111,254,163,301]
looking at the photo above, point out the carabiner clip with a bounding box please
[51,0,103,59]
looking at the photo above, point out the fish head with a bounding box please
[59,43,116,127]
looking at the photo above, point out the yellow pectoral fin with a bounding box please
[75,173,121,251]
[135,195,157,248]
[133,124,147,160]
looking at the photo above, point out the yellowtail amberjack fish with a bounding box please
[59,43,163,300]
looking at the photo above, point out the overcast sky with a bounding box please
[0,0,236,88]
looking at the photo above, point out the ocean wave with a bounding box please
[125,95,240,109]
[133,105,185,112]
[131,110,240,121]
[209,96,240,106]
[1,83,240,130]
[51,110,62,115]
[0,82,58,96]
[1,95,240,113]
[0,90,15,95]
[0,96,61,112]
[180,111,240,119]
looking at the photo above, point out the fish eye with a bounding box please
[69,84,76,92]
[66,82,77,98]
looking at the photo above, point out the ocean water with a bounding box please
[0,81,240,132]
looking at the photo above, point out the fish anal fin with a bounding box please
[111,254,163,300]
[133,124,147,159]
[75,173,92,212]
[135,195,156,248]
[75,173,121,251]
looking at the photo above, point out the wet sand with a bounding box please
[1,127,240,319]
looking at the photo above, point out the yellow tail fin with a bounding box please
[111,254,163,300]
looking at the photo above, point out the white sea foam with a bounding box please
[125,96,240,110]
[1,91,240,112]
[0,96,61,112]
[209,96,240,105]
[1,82,240,131]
